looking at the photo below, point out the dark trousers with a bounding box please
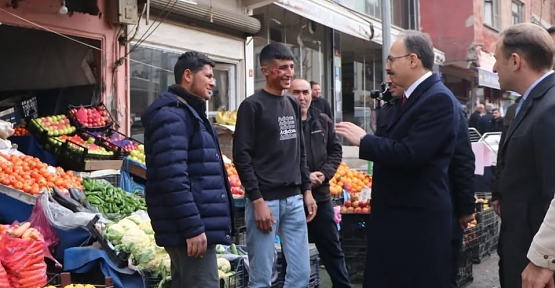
[498,224,504,288]
[165,244,219,288]
[450,216,464,288]
[307,200,352,288]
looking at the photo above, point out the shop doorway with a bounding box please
[0,24,100,122]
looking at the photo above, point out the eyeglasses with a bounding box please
[386,54,412,63]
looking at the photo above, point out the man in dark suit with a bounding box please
[379,75,476,288]
[468,104,484,129]
[336,30,460,288]
[490,23,555,288]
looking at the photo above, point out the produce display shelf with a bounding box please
[0,183,38,205]
[124,158,146,180]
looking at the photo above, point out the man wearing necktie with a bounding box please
[335,30,460,288]
[488,23,555,288]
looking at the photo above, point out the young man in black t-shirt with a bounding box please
[233,43,317,287]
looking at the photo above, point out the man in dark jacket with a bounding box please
[141,51,234,288]
[290,79,351,288]
[468,104,484,130]
[374,74,476,288]
[310,81,333,119]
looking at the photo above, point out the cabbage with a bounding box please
[103,223,125,245]
[217,258,231,273]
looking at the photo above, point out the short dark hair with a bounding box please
[309,81,319,88]
[547,26,555,35]
[500,23,555,72]
[492,108,499,112]
[259,43,294,66]
[402,30,435,70]
[174,51,215,84]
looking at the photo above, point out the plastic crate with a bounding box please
[43,136,66,156]
[59,138,114,170]
[143,271,171,288]
[344,252,366,283]
[83,129,142,159]
[86,215,130,268]
[472,208,497,263]
[234,227,246,245]
[221,258,248,288]
[339,213,369,255]
[463,225,479,250]
[490,215,501,252]
[456,248,474,288]
[68,102,114,132]
[274,250,320,288]
[73,170,121,187]
[234,207,245,229]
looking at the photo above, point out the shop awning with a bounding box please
[149,0,261,36]
[274,0,374,41]
[477,68,500,90]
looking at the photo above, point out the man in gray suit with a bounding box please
[493,23,555,288]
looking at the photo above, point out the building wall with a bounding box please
[420,0,474,63]
[531,0,552,26]
[0,0,128,132]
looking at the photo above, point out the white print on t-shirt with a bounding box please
[278,115,297,141]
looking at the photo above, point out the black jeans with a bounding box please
[308,200,352,288]
[450,216,464,288]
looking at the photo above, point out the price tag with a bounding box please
[360,186,372,202]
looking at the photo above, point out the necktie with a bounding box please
[515,99,524,116]
[402,94,408,105]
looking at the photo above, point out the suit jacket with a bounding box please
[449,108,476,218]
[360,74,459,288]
[496,73,555,288]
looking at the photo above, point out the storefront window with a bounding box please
[129,45,236,137]
[340,34,383,144]
[252,5,329,98]
[339,0,417,29]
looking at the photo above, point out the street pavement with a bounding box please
[319,253,501,288]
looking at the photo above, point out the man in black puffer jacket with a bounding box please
[141,51,234,288]
[289,79,352,288]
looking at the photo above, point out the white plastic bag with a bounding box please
[39,193,110,230]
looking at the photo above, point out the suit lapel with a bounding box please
[500,73,555,154]
[387,74,440,132]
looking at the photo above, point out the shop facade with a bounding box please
[246,0,445,137]
[128,0,261,138]
[0,0,129,131]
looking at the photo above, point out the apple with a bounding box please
[344,200,351,208]
[362,207,371,213]
[359,200,368,208]
[347,206,354,213]
[340,206,347,213]
[354,207,362,213]
[352,201,359,208]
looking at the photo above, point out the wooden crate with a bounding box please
[214,124,234,159]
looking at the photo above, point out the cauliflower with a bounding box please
[138,220,154,235]
[124,215,144,225]
[118,218,139,231]
[217,258,231,273]
[119,228,150,253]
[103,223,125,245]
[133,246,156,265]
